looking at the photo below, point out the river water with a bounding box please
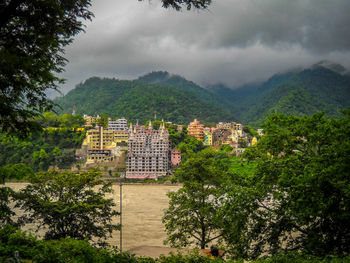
[4,182,180,251]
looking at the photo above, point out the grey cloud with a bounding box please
[58,0,350,94]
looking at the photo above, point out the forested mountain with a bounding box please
[54,75,235,124]
[208,63,350,127]
[55,63,350,126]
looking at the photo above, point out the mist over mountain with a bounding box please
[55,62,350,126]
[207,62,350,126]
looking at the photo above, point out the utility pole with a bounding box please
[120,180,122,252]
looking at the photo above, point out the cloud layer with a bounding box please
[59,0,350,94]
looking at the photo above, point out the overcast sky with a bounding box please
[59,0,350,94]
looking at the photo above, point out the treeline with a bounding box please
[0,113,87,181]
[54,76,235,124]
[163,110,350,260]
[0,129,85,178]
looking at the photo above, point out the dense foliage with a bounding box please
[0,225,350,263]
[163,111,350,260]
[0,127,85,174]
[54,75,235,124]
[163,148,236,249]
[0,187,15,227]
[214,65,350,127]
[16,170,119,244]
[219,111,350,258]
[56,66,350,127]
[0,0,93,136]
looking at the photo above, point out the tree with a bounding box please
[0,0,93,136]
[1,1,212,137]
[157,0,212,10]
[163,148,232,249]
[177,136,206,161]
[0,187,16,227]
[0,163,34,182]
[97,114,109,128]
[16,169,119,244]
[223,111,350,258]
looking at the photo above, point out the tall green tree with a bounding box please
[223,111,350,258]
[0,0,93,136]
[1,1,212,137]
[163,148,232,249]
[16,170,120,244]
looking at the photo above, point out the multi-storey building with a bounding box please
[126,122,170,179]
[108,117,128,131]
[187,119,204,140]
[107,117,129,145]
[113,130,128,145]
[84,126,117,163]
[216,122,243,137]
[203,127,213,146]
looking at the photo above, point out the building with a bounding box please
[171,148,181,166]
[83,115,99,126]
[216,122,243,136]
[113,130,128,145]
[108,117,128,131]
[251,136,258,146]
[187,119,204,140]
[203,127,213,146]
[213,129,232,146]
[84,126,118,163]
[126,121,170,179]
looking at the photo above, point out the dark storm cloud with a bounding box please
[59,0,350,94]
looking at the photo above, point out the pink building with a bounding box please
[171,149,181,166]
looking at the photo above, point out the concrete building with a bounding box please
[187,119,204,140]
[113,130,128,145]
[83,126,118,163]
[108,117,128,131]
[203,127,213,146]
[126,121,170,179]
[216,122,243,136]
[171,148,181,166]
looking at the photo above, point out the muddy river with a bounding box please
[5,182,180,251]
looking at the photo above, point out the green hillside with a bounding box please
[55,65,350,126]
[208,64,350,127]
[54,75,235,124]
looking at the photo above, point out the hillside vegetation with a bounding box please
[55,64,350,126]
[210,64,350,126]
[54,74,235,124]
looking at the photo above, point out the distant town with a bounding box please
[71,113,262,180]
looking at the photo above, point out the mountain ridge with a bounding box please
[55,63,350,126]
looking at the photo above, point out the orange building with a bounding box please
[187,119,204,140]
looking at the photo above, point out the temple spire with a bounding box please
[129,122,133,135]
[149,120,153,130]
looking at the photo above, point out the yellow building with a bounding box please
[85,126,115,150]
[83,115,100,125]
[83,126,117,163]
[187,119,204,140]
[113,130,128,144]
[251,136,258,146]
